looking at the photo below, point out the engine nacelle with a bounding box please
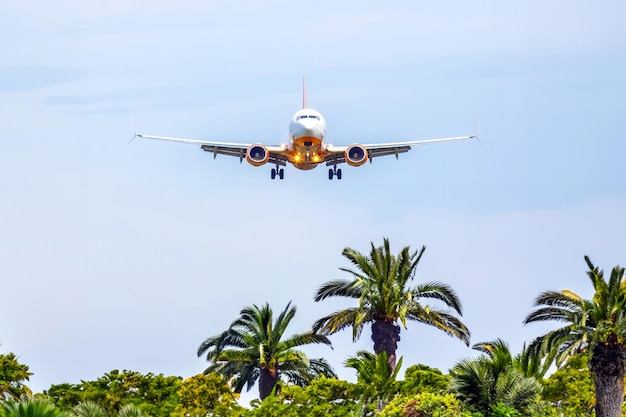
[246,144,270,166]
[344,144,368,167]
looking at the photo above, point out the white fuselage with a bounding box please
[287,108,327,170]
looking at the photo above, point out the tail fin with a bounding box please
[302,75,307,109]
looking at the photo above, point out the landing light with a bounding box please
[294,154,301,162]
[312,154,321,162]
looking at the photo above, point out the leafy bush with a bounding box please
[379,392,477,417]
[399,365,450,395]
[245,378,360,417]
[489,403,521,417]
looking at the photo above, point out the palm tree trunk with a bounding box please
[590,339,625,417]
[371,320,401,372]
[259,368,280,400]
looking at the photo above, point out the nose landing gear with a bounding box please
[328,167,342,180]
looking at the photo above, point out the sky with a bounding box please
[1,0,625,406]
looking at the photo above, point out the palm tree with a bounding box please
[313,238,470,372]
[0,352,33,401]
[115,405,144,417]
[345,351,403,411]
[449,339,541,415]
[345,351,403,387]
[524,256,626,417]
[70,401,147,417]
[197,302,336,400]
[1,400,69,417]
[70,402,107,417]
[70,402,147,417]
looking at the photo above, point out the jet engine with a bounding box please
[246,144,270,166]
[344,144,368,167]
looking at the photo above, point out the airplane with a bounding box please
[134,77,477,180]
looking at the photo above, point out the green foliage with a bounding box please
[116,404,143,417]
[450,339,540,415]
[1,399,68,417]
[348,352,401,395]
[71,403,149,417]
[539,354,594,417]
[489,403,520,417]
[46,373,242,417]
[378,392,475,417]
[44,370,181,417]
[346,351,403,412]
[244,378,360,417]
[514,343,549,379]
[42,385,82,412]
[171,373,242,417]
[399,364,450,395]
[70,401,107,417]
[0,353,33,401]
[198,302,335,399]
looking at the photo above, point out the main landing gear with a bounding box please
[271,168,284,180]
[328,167,342,180]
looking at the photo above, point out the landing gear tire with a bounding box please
[328,167,342,180]
[271,168,277,180]
[278,168,284,180]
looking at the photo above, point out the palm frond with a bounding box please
[524,306,581,324]
[118,404,144,417]
[407,305,471,345]
[314,280,362,301]
[312,308,363,337]
[2,400,70,417]
[281,357,336,387]
[279,331,332,351]
[412,281,463,314]
[473,339,511,359]
[71,402,107,417]
[531,290,583,309]
[271,302,297,346]
[494,369,541,410]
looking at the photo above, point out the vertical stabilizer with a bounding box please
[302,75,307,109]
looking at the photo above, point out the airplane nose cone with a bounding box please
[291,117,325,141]
[303,126,321,137]
[295,121,318,136]
[301,119,317,130]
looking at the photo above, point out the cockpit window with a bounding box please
[296,115,320,121]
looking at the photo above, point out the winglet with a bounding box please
[129,113,139,144]
[474,115,482,145]
[302,75,307,109]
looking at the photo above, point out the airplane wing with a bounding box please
[323,135,476,165]
[135,133,289,166]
